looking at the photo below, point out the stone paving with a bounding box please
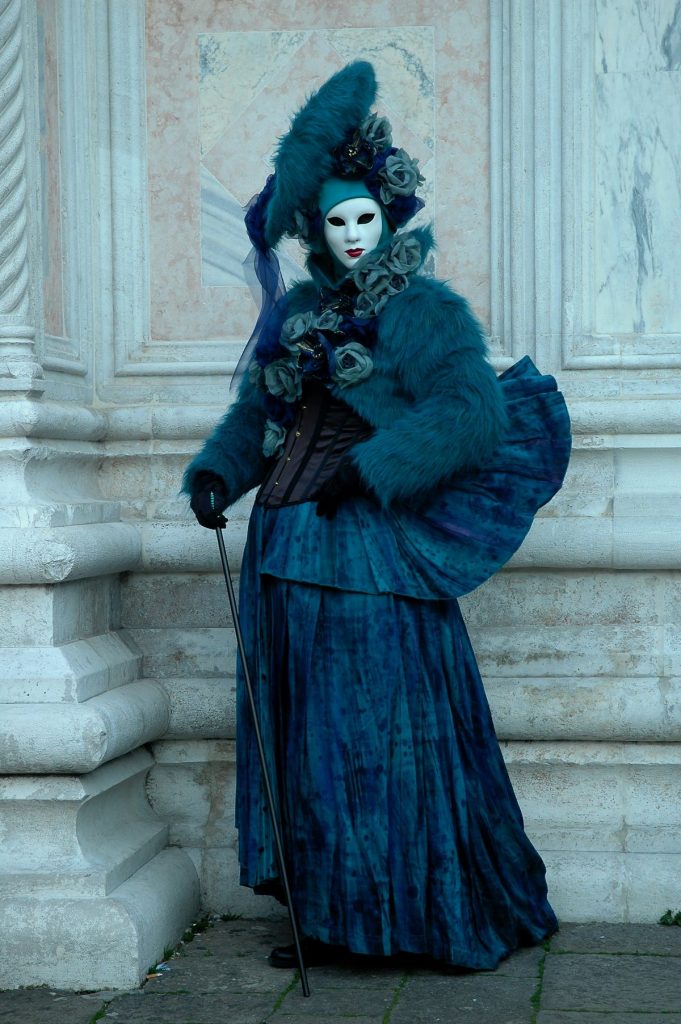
[2,919,681,1024]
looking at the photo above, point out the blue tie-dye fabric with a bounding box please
[235,356,569,968]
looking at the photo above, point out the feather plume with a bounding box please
[264,61,377,248]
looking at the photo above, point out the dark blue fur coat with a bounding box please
[183,229,508,508]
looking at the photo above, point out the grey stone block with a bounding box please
[0,988,97,1024]
[390,974,536,1024]
[301,962,406,990]
[541,953,681,1012]
[270,1019,384,1023]
[486,944,545,978]
[150,946,285,994]
[102,992,276,1023]
[537,1015,681,1024]
[277,984,397,1017]
[549,922,681,956]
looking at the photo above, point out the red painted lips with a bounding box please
[345,248,364,258]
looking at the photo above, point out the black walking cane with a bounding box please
[213,518,311,998]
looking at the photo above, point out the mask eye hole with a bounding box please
[327,216,345,227]
[358,212,376,224]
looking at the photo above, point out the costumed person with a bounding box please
[184,62,571,970]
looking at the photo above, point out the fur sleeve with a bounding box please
[350,280,508,506]
[181,281,318,505]
[181,374,270,506]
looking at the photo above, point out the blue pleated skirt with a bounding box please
[235,357,569,968]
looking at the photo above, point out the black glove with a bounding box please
[313,457,371,520]
[190,471,229,529]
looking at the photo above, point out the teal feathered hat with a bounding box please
[234,62,425,390]
[245,61,425,255]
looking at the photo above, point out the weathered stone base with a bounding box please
[0,847,200,990]
[0,748,201,989]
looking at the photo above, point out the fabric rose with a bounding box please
[280,311,316,350]
[315,309,342,333]
[263,419,287,458]
[352,259,408,303]
[264,358,302,402]
[354,290,389,318]
[378,149,425,204]
[332,342,374,388]
[385,235,422,275]
[352,260,393,295]
[361,113,392,151]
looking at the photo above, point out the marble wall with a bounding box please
[145,1,490,345]
[595,0,681,342]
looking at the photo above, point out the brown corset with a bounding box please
[256,381,373,508]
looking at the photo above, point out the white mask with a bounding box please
[323,197,383,269]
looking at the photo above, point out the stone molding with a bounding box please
[2,394,680,440]
[0,522,141,582]
[0,680,170,773]
[0,749,167,893]
[134,516,681,574]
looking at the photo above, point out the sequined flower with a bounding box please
[263,419,287,458]
[378,149,425,204]
[335,129,376,176]
[332,342,374,388]
[264,358,302,403]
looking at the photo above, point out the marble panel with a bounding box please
[594,70,681,337]
[596,0,681,73]
[36,0,64,339]
[201,29,433,207]
[144,1,490,346]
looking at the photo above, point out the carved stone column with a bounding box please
[0,0,200,990]
[0,0,43,394]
